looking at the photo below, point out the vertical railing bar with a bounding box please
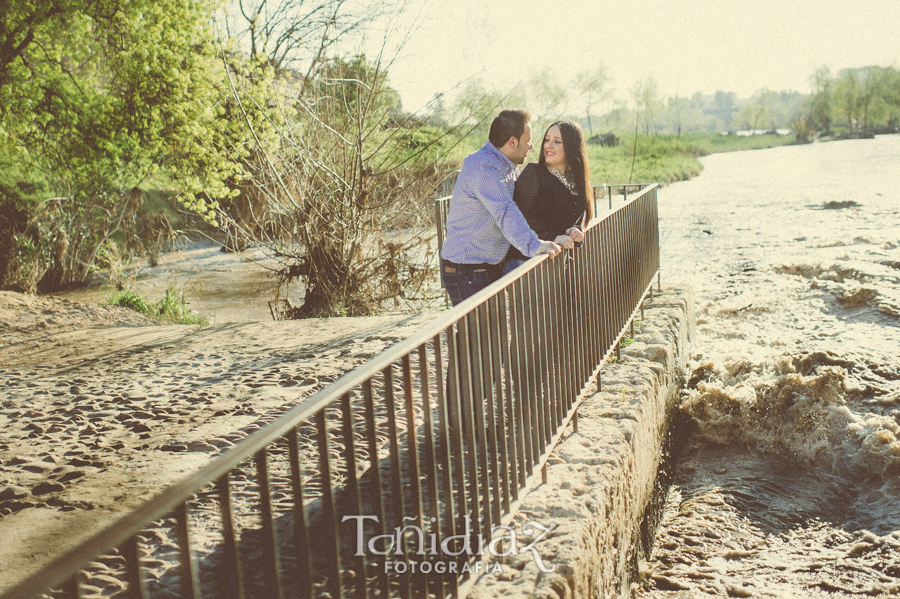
[417,343,444,599]
[432,333,461,597]
[547,257,563,432]
[583,225,596,373]
[575,245,589,397]
[401,354,427,598]
[383,365,410,599]
[557,256,570,423]
[214,474,243,599]
[519,271,537,469]
[445,325,470,536]
[616,209,627,342]
[401,356,425,530]
[591,224,603,372]
[534,263,548,447]
[526,270,542,465]
[469,308,493,538]
[173,502,200,599]
[603,220,614,358]
[457,316,482,545]
[316,410,345,599]
[496,291,517,504]
[362,379,391,598]
[510,279,531,484]
[482,296,503,525]
[568,249,580,404]
[62,576,80,599]
[528,264,544,455]
[254,448,284,599]
[121,535,148,599]
[340,391,369,599]
[286,433,312,599]
[612,208,623,350]
[568,249,580,402]
[536,264,553,446]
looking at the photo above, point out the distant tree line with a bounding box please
[446,66,900,141]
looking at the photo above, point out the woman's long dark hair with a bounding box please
[538,120,594,223]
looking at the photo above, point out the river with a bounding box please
[633,135,900,597]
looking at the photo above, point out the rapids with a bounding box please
[632,135,900,598]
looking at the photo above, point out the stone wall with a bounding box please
[466,285,695,599]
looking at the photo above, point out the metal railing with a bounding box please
[4,185,660,599]
[435,183,653,260]
[593,183,654,213]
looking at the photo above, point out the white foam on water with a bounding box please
[635,135,900,596]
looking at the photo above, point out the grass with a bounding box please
[587,131,797,185]
[439,128,798,186]
[106,286,207,325]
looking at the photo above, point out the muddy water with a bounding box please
[61,241,290,323]
[633,136,900,598]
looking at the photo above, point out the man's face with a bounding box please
[509,124,533,164]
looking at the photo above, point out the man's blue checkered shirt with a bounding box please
[440,143,542,265]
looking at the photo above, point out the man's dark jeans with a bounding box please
[440,260,503,445]
[441,260,502,306]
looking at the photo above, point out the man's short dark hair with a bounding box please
[488,109,531,148]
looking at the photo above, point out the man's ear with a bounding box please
[506,136,518,149]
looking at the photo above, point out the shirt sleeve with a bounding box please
[473,162,543,257]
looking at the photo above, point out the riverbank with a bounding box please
[467,286,694,598]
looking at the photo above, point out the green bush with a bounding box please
[106,286,207,325]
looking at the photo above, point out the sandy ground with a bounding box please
[0,248,442,593]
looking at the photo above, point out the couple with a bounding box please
[440,109,594,305]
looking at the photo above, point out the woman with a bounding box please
[502,120,594,275]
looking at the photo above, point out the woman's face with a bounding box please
[542,125,566,171]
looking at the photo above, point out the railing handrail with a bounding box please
[4,183,661,599]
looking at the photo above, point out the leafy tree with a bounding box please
[833,69,862,133]
[0,0,239,292]
[631,76,663,135]
[705,90,737,130]
[451,78,524,135]
[665,95,691,137]
[527,67,568,125]
[857,66,890,132]
[575,66,611,137]
[808,66,833,133]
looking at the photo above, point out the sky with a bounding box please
[378,0,900,114]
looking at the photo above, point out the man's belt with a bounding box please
[441,259,501,273]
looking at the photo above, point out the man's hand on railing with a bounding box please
[535,240,562,257]
[554,234,575,249]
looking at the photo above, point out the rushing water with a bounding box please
[633,135,900,598]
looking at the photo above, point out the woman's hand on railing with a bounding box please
[565,227,584,243]
[554,234,575,249]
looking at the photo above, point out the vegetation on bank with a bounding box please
[2,1,899,318]
[105,286,207,325]
[587,131,797,185]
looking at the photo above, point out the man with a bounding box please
[440,109,561,306]
[440,110,561,447]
